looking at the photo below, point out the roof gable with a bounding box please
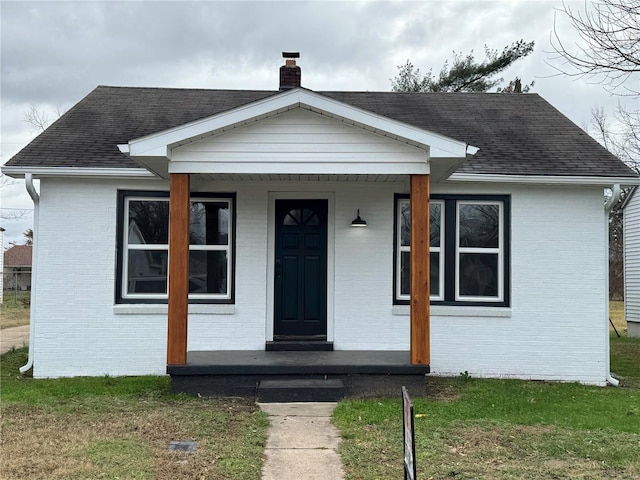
[165,107,438,176]
[124,88,472,160]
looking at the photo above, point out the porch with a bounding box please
[168,350,430,400]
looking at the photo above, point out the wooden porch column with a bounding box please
[410,174,430,365]
[167,173,190,365]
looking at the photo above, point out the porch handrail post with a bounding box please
[167,173,190,365]
[410,174,430,365]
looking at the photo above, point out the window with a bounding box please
[116,191,235,303]
[395,197,444,302]
[394,194,509,306]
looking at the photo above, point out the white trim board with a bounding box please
[266,190,336,343]
[1,166,157,179]
[448,173,640,186]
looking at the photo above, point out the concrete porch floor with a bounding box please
[168,350,430,398]
[167,350,430,375]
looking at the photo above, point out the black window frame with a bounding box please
[115,190,236,304]
[393,193,510,307]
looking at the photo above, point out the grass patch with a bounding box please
[334,335,640,480]
[0,290,30,329]
[610,300,626,332]
[611,334,640,388]
[0,348,269,480]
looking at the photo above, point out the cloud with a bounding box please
[1,0,636,225]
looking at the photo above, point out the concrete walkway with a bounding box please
[259,402,345,480]
[0,325,29,354]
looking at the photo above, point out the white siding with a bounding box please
[32,178,609,384]
[624,189,640,333]
[170,108,428,174]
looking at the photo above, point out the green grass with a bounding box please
[610,300,626,332]
[0,347,169,405]
[0,290,31,329]
[611,333,640,388]
[0,348,269,480]
[334,335,640,480]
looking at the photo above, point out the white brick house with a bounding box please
[3,55,639,385]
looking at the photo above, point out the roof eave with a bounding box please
[448,172,640,187]
[0,166,158,180]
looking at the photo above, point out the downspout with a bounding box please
[604,184,621,386]
[19,173,39,374]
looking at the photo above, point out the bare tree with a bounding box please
[589,105,640,172]
[0,175,30,221]
[23,105,51,133]
[551,0,639,172]
[23,104,65,133]
[587,107,638,299]
[550,0,640,94]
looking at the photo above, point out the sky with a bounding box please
[0,0,635,247]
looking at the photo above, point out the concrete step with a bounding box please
[258,378,345,402]
[265,341,334,351]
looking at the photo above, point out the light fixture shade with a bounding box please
[351,209,367,227]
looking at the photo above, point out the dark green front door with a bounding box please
[274,199,328,338]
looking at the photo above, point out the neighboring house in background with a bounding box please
[2,54,640,386]
[3,244,33,291]
[623,187,640,337]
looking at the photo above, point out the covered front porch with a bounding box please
[116,88,477,396]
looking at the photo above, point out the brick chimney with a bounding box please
[279,52,301,91]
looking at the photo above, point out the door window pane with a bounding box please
[284,209,301,225]
[302,208,320,225]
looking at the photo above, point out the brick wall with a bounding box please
[32,178,608,384]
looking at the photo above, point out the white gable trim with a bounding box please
[123,88,473,160]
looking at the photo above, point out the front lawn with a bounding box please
[0,348,269,480]
[333,335,640,480]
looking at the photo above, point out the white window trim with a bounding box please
[430,200,445,301]
[395,198,444,302]
[121,195,233,302]
[392,304,512,318]
[455,200,504,302]
[123,196,170,300]
[396,198,410,302]
[187,199,233,300]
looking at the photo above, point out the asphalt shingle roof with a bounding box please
[3,245,32,267]
[4,86,637,178]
